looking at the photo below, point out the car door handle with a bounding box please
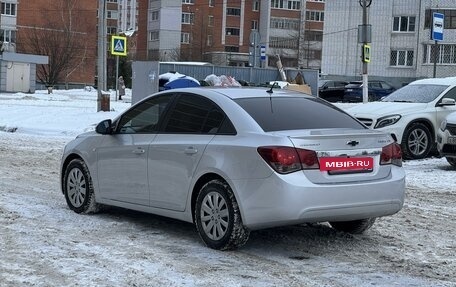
[132,148,145,154]
[184,147,198,155]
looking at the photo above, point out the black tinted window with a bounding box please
[163,94,226,134]
[117,95,172,134]
[235,97,365,132]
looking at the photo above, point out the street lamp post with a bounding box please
[359,0,372,104]
[114,28,135,101]
[97,0,107,111]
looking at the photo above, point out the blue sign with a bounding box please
[432,12,444,41]
[260,45,266,61]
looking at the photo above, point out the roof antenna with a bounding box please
[267,82,277,94]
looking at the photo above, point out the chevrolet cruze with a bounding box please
[61,87,405,250]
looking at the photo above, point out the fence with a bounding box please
[158,63,319,96]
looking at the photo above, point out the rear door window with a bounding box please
[162,93,234,134]
[235,97,365,132]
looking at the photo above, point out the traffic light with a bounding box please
[363,44,371,63]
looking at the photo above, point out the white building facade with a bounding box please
[322,0,456,86]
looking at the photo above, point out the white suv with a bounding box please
[437,111,456,166]
[347,77,456,159]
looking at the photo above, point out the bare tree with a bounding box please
[19,0,88,87]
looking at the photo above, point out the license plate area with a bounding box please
[448,136,456,145]
[319,157,374,173]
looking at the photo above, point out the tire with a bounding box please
[401,123,432,160]
[63,159,99,214]
[194,179,250,250]
[329,218,376,234]
[446,157,456,167]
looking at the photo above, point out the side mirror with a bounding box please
[439,98,456,106]
[96,119,113,134]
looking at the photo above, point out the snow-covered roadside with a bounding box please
[0,90,455,286]
[1,132,455,287]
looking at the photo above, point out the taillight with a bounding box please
[380,143,402,167]
[257,146,319,174]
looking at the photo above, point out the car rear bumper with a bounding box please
[231,167,405,230]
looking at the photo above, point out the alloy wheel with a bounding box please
[407,128,429,157]
[66,167,87,208]
[200,191,229,240]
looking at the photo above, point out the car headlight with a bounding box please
[440,119,447,131]
[374,115,401,129]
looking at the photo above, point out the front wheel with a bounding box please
[195,180,249,250]
[63,159,99,214]
[329,218,376,234]
[401,123,432,160]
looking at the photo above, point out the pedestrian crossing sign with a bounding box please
[111,36,127,56]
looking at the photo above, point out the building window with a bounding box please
[150,31,159,41]
[423,44,456,64]
[390,50,414,66]
[393,16,415,32]
[181,32,190,44]
[288,1,301,10]
[272,0,285,9]
[107,26,117,35]
[308,0,325,2]
[251,20,258,30]
[304,30,323,42]
[1,3,16,16]
[425,9,456,29]
[226,28,240,36]
[182,0,194,4]
[270,37,298,49]
[225,46,239,52]
[0,29,16,43]
[150,10,159,21]
[207,35,213,46]
[253,1,259,11]
[209,0,215,7]
[227,8,241,16]
[107,0,118,2]
[270,17,300,30]
[208,15,214,26]
[182,12,194,24]
[107,10,118,19]
[306,10,324,22]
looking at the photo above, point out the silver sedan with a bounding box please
[61,87,405,250]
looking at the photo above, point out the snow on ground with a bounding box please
[0,89,455,287]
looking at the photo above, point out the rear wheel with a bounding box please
[446,157,456,167]
[329,218,376,234]
[195,180,249,250]
[63,159,99,214]
[401,123,432,160]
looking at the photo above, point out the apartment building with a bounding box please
[139,0,325,68]
[1,0,326,89]
[322,0,456,85]
[14,0,98,86]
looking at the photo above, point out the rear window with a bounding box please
[234,97,366,132]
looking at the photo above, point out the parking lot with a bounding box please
[1,132,455,287]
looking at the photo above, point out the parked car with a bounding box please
[347,77,456,160]
[318,80,348,102]
[343,80,396,102]
[61,87,405,250]
[437,111,456,167]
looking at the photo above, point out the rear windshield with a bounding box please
[234,97,365,132]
